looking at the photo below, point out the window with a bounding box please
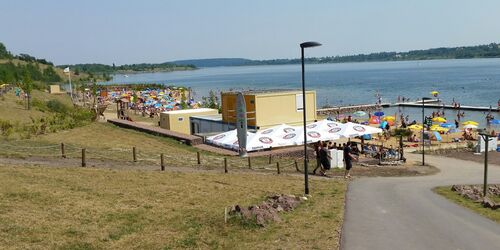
[296,94,303,111]
[178,117,184,121]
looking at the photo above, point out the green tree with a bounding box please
[20,72,33,110]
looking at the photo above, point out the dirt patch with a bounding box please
[319,161,439,178]
[228,194,305,227]
[426,147,500,166]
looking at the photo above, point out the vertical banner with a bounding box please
[236,92,248,157]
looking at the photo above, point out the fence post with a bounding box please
[276,162,280,174]
[132,146,137,162]
[268,154,272,164]
[160,153,165,171]
[295,160,300,172]
[61,143,66,158]
[248,157,252,169]
[224,158,228,173]
[81,148,86,167]
[197,151,201,165]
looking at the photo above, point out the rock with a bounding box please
[300,196,308,201]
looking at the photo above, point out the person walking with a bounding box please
[344,142,359,179]
[318,141,332,176]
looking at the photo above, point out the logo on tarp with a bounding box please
[283,133,296,140]
[353,126,366,132]
[307,131,321,138]
[283,128,295,133]
[329,127,341,133]
[306,124,317,129]
[327,123,337,127]
[261,129,273,134]
[213,134,226,140]
[259,137,273,144]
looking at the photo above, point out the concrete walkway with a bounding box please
[341,153,500,250]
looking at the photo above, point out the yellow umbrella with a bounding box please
[462,121,478,126]
[408,124,423,130]
[383,116,396,121]
[430,125,448,132]
[432,117,446,123]
[431,91,439,97]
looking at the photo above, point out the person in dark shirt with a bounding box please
[312,141,322,175]
[343,142,358,179]
[318,141,332,176]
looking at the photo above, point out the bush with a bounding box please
[46,99,69,113]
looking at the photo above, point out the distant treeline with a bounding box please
[0,42,62,84]
[170,43,500,67]
[57,62,197,76]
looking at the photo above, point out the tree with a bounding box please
[20,72,33,110]
[201,90,220,111]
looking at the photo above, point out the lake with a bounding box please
[100,58,500,128]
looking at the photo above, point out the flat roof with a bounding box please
[161,108,218,115]
[190,114,222,121]
[222,89,314,95]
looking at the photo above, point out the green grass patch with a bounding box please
[434,186,500,223]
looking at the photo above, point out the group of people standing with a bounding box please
[312,141,359,179]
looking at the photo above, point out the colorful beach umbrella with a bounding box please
[431,91,439,96]
[383,116,395,121]
[432,117,446,123]
[490,119,500,125]
[440,123,455,128]
[463,124,478,129]
[430,125,448,132]
[374,111,384,117]
[462,121,478,126]
[408,124,423,130]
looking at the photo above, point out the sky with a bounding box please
[1,0,500,65]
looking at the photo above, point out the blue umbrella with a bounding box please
[491,119,500,125]
[440,123,455,128]
[374,111,384,117]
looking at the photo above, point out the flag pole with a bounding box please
[68,68,73,102]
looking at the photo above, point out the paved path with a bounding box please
[342,153,500,250]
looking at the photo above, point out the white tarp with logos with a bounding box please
[206,120,383,152]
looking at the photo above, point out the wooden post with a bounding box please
[268,154,272,164]
[276,162,280,174]
[160,153,165,171]
[61,143,66,158]
[197,151,201,165]
[248,157,252,169]
[81,148,86,167]
[224,158,228,173]
[132,147,137,162]
[295,160,300,172]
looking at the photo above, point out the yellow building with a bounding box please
[160,108,219,134]
[49,85,62,94]
[221,90,316,129]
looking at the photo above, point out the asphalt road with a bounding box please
[341,153,500,250]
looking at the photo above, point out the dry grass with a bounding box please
[0,165,346,249]
[0,89,73,123]
[1,122,297,173]
[434,186,500,223]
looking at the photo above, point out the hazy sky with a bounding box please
[1,0,499,65]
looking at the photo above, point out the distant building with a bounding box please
[160,108,219,134]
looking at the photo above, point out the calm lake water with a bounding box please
[101,58,500,128]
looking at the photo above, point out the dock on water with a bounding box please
[396,103,499,112]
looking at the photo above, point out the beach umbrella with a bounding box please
[462,121,478,126]
[353,111,367,117]
[383,116,395,121]
[463,124,478,129]
[430,125,448,132]
[440,123,455,128]
[431,91,439,97]
[374,111,384,117]
[432,117,446,123]
[491,119,500,125]
[408,124,423,130]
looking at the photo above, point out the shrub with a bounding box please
[46,99,69,113]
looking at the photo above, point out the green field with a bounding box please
[0,165,346,249]
[434,186,500,223]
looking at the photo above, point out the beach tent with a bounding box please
[206,129,255,151]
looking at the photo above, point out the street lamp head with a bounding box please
[300,41,322,48]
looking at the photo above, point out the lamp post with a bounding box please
[300,41,321,195]
[421,97,432,166]
[478,129,491,197]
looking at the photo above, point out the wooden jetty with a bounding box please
[397,103,499,112]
